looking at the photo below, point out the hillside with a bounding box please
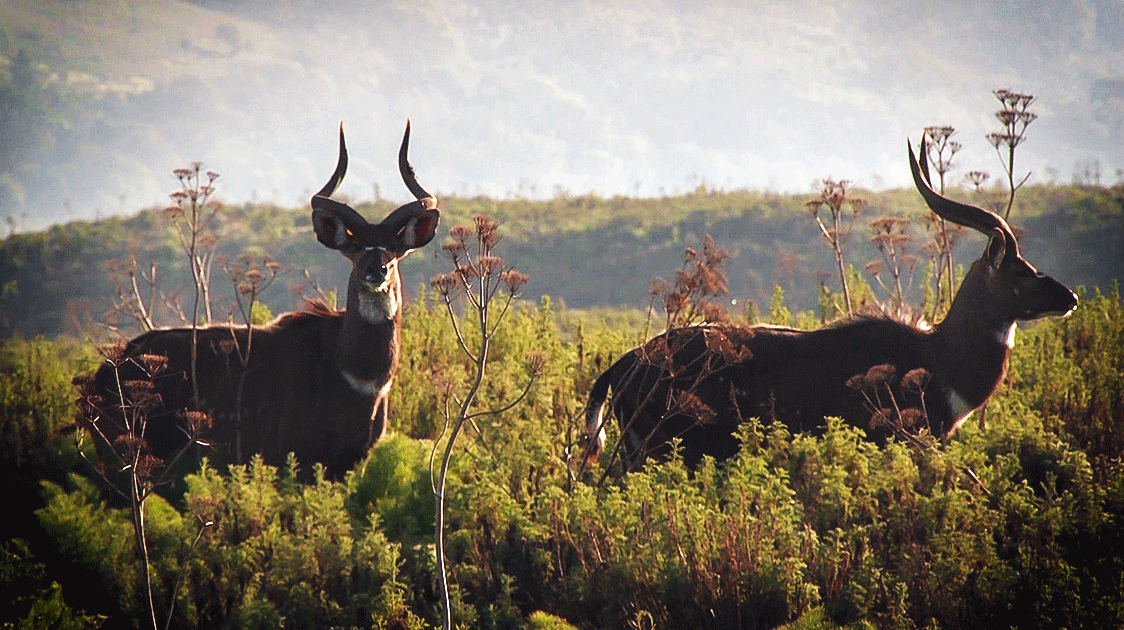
[1,183,1121,338]
[2,0,1121,231]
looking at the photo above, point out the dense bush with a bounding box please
[3,285,1123,628]
[0,538,104,629]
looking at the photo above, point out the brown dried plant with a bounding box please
[986,89,1037,220]
[79,163,222,630]
[845,363,935,450]
[588,238,750,481]
[220,252,282,462]
[922,126,964,317]
[806,179,864,315]
[428,214,536,630]
[866,217,920,322]
[648,234,731,330]
[75,348,215,630]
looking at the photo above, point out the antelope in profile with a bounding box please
[582,135,1078,469]
[83,122,440,477]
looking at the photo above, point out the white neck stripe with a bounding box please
[997,323,1016,349]
[341,370,392,398]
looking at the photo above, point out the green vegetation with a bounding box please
[2,172,1122,628]
[4,10,1122,628]
[2,282,1122,628]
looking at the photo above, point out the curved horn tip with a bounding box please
[907,138,923,182]
[312,122,349,200]
[398,120,432,201]
[908,131,1016,245]
[910,134,934,189]
[401,119,412,149]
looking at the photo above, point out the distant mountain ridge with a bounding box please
[1,0,1121,230]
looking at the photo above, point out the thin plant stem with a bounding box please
[429,215,532,630]
[435,264,491,630]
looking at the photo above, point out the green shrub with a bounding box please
[180,457,423,629]
[10,286,1124,629]
[1,335,97,476]
[347,434,435,542]
[0,539,104,630]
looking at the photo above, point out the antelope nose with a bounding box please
[365,264,387,284]
[1040,286,1079,318]
[1059,288,1079,314]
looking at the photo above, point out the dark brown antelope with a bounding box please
[83,121,440,477]
[582,135,1078,469]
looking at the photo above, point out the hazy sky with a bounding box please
[2,0,1122,228]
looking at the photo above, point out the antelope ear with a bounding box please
[312,207,346,249]
[984,228,1006,270]
[311,198,366,254]
[394,209,441,253]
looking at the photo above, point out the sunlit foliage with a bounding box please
[3,284,1122,628]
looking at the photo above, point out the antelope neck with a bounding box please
[932,275,1015,411]
[336,273,402,396]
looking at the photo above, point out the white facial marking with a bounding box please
[357,259,400,322]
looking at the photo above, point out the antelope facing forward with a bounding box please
[582,135,1078,469]
[84,122,440,477]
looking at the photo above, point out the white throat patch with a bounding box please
[357,280,399,322]
[997,323,1017,349]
